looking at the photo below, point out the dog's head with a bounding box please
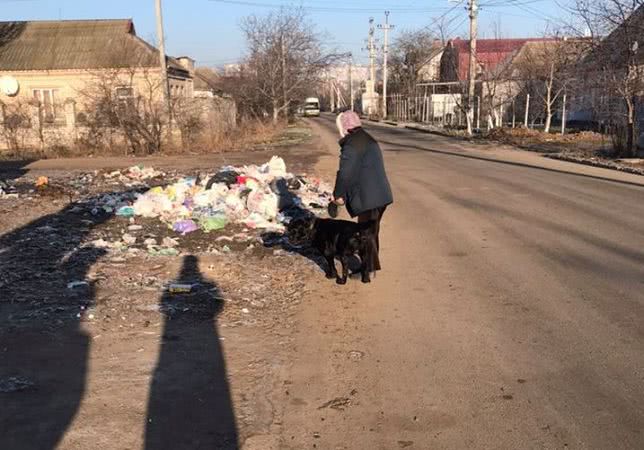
[286,216,317,245]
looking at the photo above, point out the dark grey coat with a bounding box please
[333,128,393,217]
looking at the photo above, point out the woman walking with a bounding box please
[333,111,393,273]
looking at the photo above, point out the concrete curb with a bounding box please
[397,123,644,179]
[544,153,644,177]
[404,125,462,140]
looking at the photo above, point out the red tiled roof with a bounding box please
[451,38,553,80]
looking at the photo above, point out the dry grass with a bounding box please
[162,118,286,155]
[483,127,610,155]
[0,119,305,160]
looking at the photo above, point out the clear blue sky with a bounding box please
[0,0,572,68]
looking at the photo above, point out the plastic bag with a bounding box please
[246,190,278,219]
[200,214,228,232]
[173,219,199,235]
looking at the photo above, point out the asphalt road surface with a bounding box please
[279,114,644,449]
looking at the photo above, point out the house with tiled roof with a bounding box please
[0,19,194,125]
[439,37,557,83]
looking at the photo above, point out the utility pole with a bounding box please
[349,53,355,111]
[155,0,171,118]
[378,11,394,119]
[467,0,478,135]
[365,17,377,116]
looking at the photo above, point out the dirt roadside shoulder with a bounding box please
[0,127,331,450]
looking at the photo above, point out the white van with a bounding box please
[303,97,321,117]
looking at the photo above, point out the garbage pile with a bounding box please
[112,156,331,234]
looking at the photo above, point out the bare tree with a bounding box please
[389,30,442,97]
[514,37,586,133]
[570,0,644,155]
[78,68,168,155]
[0,100,33,153]
[241,8,337,123]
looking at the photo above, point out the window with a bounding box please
[33,89,60,123]
[115,86,134,99]
[115,86,135,113]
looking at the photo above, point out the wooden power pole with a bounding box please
[378,11,394,119]
[155,0,171,118]
[467,0,478,135]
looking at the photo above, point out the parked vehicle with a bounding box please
[303,97,321,117]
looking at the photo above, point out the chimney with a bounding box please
[177,56,195,74]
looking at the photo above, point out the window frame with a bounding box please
[32,88,61,124]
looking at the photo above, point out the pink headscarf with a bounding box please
[336,111,362,138]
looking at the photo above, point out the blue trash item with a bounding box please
[116,206,135,217]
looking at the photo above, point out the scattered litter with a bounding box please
[148,247,180,257]
[162,237,179,248]
[173,219,199,235]
[122,233,137,245]
[199,214,227,232]
[35,176,49,188]
[116,206,135,217]
[67,281,89,289]
[105,165,163,183]
[318,397,352,410]
[169,283,195,294]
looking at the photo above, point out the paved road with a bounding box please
[280,115,644,449]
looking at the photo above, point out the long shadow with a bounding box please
[0,193,114,449]
[0,159,34,193]
[145,255,238,450]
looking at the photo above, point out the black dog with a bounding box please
[288,217,374,284]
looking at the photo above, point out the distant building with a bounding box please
[223,64,244,77]
[439,37,554,82]
[418,42,445,82]
[0,19,194,125]
[193,67,221,98]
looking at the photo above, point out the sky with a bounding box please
[0,0,574,68]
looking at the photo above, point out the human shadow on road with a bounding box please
[0,195,111,449]
[145,255,238,450]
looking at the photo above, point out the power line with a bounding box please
[209,0,457,14]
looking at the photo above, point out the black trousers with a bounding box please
[358,206,387,272]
